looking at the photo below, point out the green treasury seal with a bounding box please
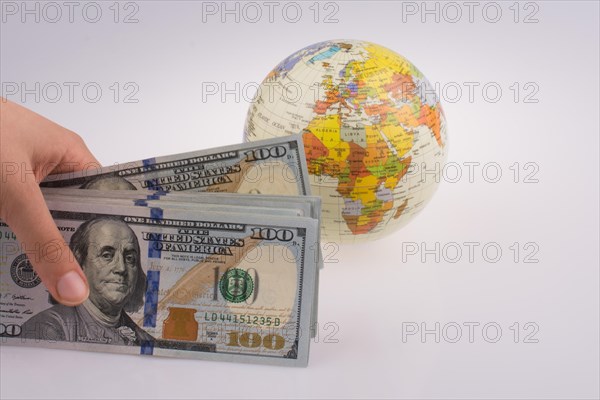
[219,268,254,303]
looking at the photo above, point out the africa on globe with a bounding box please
[244,39,447,243]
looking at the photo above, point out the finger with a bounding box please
[3,181,89,306]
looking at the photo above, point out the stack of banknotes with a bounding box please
[0,136,321,367]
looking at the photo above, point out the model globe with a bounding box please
[244,39,447,243]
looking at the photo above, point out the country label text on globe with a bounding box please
[245,40,447,243]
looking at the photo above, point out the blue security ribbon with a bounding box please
[147,208,163,259]
[143,270,160,329]
[142,157,160,189]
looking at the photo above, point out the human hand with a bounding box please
[0,99,99,306]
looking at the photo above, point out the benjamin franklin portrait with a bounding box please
[21,217,153,346]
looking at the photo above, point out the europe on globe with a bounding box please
[244,39,447,243]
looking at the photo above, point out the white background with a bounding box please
[1,1,599,398]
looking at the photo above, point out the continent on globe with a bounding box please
[245,40,448,243]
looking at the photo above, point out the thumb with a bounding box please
[4,181,89,306]
[51,132,101,176]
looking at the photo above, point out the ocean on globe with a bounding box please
[244,39,447,243]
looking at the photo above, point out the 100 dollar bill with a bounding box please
[0,200,318,366]
[41,188,324,337]
[41,135,310,196]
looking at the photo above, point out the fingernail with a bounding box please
[56,271,88,305]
